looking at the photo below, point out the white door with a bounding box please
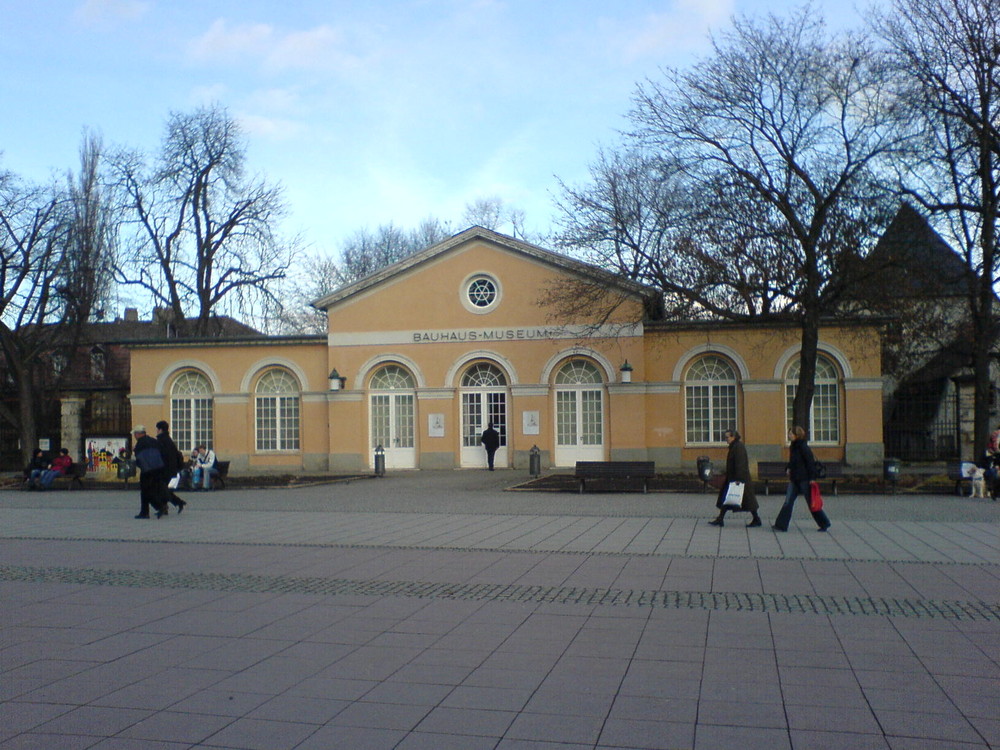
[371,393,415,469]
[553,360,605,467]
[369,365,416,469]
[461,390,508,467]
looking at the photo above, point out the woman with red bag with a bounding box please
[772,426,831,532]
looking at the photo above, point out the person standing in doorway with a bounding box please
[480,422,500,471]
[132,425,168,519]
[708,429,762,527]
[155,420,187,513]
[772,425,831,532]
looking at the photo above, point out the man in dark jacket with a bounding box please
[132,425,168,519]
[480,422,501,470]
[155,420,187,513]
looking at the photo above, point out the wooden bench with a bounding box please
[575,461,655,493]
[757,460,845,495]
[947,461,977,496]
[47,463,88,490]
[211,460,230,490]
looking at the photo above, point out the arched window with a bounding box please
[685,355,738,444]
[170,371,213,451]
[370,365,415,390]
[255,369,301,451]
[369,364,416,463]
[786,355,841,443]
[90,346,106,380]
[461,363,508,452]
[554,359,604,461]
[555,360,603,386]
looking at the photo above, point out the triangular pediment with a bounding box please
[312,226,656,312]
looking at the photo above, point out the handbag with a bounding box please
[135,446,164,472]
[167,474,180,489]
[808,481,824,512]
[722,481,745,507]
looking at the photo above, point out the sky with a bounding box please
[1,0,877,257]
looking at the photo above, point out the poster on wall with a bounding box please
[85,437,128,477]
[522,411,540,435]
[428,413,445,438]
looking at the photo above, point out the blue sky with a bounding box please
[1,0,875,254]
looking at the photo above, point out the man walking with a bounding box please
[132,425,168,519]
[155,420,187,513]
[480,422,501,471]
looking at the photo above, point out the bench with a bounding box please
[31,462,87,490]
[575,461,655,493]
[757,460,845,495]
[212,460,230,490]
[947,461,977,496]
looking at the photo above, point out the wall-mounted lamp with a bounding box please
[619,360,633,383]
[328,368,347,391]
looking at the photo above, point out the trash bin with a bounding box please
[883,458,900,494]
[374,445,385,477]
[116,459,136,481]
[697,456,712,491]
[528,445,541,477]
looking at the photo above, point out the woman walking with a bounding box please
[708,429,762,527]
[772,426,831,532]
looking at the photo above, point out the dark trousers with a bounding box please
[486,448,497,470]
[139,472,167,516]
[773,480,830,531]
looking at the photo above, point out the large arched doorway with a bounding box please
[369,364,416,469]
[553,359,605,466]
[460,362,508,468]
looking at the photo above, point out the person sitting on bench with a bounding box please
[192,445,219,490]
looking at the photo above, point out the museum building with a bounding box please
[127,227,885,474]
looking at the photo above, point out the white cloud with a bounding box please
[75,0,150,24]
[609,0,733,63]
[237,113,306,141]
[186,19,368,74]
[187,19,274,64]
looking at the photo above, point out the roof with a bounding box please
[311,225,660,311]
[865,204,971,298]
[69,315,263,346]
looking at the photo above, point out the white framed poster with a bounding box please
[522,410,540,435]
[428,413,445,438]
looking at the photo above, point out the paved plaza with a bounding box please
[1,471,998,749]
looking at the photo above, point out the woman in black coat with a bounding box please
[772,425,831,532]
[708,429,761,527]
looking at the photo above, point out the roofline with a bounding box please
[124,335,325,349]
[311,225,658,310]
[644,316,888,332]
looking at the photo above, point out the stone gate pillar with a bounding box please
[60,394,86,462]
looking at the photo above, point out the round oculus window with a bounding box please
[463,274,500,312]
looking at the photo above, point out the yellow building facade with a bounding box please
[129,228,884,474]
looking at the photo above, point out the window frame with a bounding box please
[254,368,301,453]
[683,355,739,446]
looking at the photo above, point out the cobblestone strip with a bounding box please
[6,535,997,567]
[3,565,999,621]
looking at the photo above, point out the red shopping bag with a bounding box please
[808,481,824,512]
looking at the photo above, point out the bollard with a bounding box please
[374,444,385,477]
[529,445,541,477]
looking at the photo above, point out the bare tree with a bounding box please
[875,0,1000,457]
[571,5,902,429]
[463,196,526,239]
[111,105,293,336]
[0,170,68,464]
[335,219,451,288]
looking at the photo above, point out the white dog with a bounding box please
[970,467,987,498]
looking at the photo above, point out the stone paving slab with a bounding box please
[1,473,998,749]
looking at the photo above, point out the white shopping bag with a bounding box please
[722,481,745,507]
[167,474,180,489]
